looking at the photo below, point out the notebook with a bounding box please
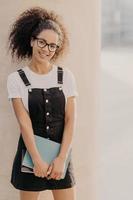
[21,134,72,179]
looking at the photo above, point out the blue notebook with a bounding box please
[21,135,72,179]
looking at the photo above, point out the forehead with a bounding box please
[37,29,59,43]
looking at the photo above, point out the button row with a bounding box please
[44,86,62,139]
[45,97,50,136]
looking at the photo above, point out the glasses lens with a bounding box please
[37,39,46,48]
[49,44,58,52]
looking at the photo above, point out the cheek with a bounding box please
[32,49,41,61]
[32,47,38,56]
[49,52,55,59]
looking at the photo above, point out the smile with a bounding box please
[39,52,49,58]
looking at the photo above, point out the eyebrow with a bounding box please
[37,37,57,45]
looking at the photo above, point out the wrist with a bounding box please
[58,154,67,161]
[32,154,42,164]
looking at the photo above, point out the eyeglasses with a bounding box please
[34,37,59,52]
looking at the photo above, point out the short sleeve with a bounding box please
[65,69,79,98]
[7,73,22,101]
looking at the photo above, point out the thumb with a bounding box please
[47,163,53,175]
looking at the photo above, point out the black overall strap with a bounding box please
[17,69,32,91]
[18,67,63,88]
[57,66,63,84]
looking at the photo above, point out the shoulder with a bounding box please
[61,66,76,81]
[7,67,25,86]
[64,67,77,87]
[7,66,28,79]
[7,71,19,83]
[62,66,74,74]
[60,66,78,97]
[7,70,18,79]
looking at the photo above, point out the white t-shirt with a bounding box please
[7,64,78,112]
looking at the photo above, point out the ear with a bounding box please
[30,37,34,47]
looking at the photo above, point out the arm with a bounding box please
[7,74,49,177]
[47,96,77,180]
[58,96,77,160]
[12,98,50,177]
[11,98,42,163]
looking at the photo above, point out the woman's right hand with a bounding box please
[33,157,49,178]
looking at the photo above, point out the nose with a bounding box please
[42,44,49,52]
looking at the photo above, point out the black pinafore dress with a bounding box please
[10,66,76,191]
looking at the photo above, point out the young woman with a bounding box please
[7,7,78,200]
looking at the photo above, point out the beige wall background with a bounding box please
[0,0,100,199]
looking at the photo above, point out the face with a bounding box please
[30,29,59,63]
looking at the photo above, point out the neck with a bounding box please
[28,59,52,74]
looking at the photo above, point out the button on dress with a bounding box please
[10,66,76,191]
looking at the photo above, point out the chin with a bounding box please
[36,56,48,63]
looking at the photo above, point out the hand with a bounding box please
[33,157,49,178]
[47,156,66,180]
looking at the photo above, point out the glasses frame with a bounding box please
[34,36,59,52]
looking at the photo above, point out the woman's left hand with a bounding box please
[47,156,66,180]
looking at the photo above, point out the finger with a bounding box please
[33,169,39,177]
[48,163,53,170]
[55,176,61,180]
[46,175,51,180]
[40,172,46,178]
[36,171,42,177]
[57,172,62,179]
[47,164,54,178]
[52,172,59,179]
[47,171,56,179]
[42,170,47,178]
[47,164,53,176]
[34,169,42,177]
[39,173,45,178]
[55,171,63,180]
[35,172,41,177]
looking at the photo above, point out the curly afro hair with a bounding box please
[7,7,69,62]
